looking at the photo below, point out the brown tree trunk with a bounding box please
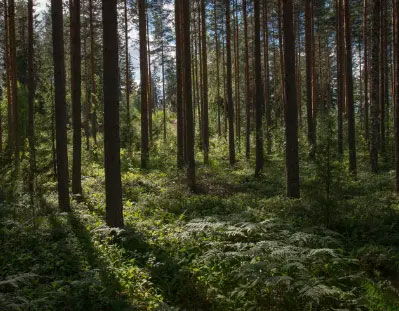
[124,0,132,148]
[102,0,124,227]
[214,0,221,137]
[233,0,240,150]
[344,0,357,175]
[337,0,344,159]
[51,0,71,212]
[282,0,300,198]
[161,16,166,143]
[71,0,82,195]
[4,0,11,151]
[181,0,196,190]
[364,0,369,141]
[263,0,271,154]
[370,0,381,172]
[379,0,387,155]
[175,0,184,168]
[254,0,264,176]
[243,0,250,159]
[89,0,97,144]
[139,0,149,169]
[201,0,209,164]
[146,10,153,143]
[277,0,285,119]
[226,0,235,165]
[394,0,399,191]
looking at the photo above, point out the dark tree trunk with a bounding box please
[51,0,70,212]
[370,0,381,172]
[225,0,235,165]
[254,0,264,176]
[89,0,97,145]
[243,0,250,159]
[175,0,184,168]
[305,0,315,158]
[124,0,131,149]
[181,0,196,190]
[364,0,369,141]
[263,0,271,155]
[9,0,18,162]
[201,0,209,164]
[147,11,153,143]
[214,0,221,137]
[395,0,399,191]
[71,0,82,195]
[344,0,357,175]
[379,0,387,155]
[4,0,10,151]
[337,0,344,159]
[28,0,35,194]
[283,0,300,198]
[102,0,124,227]
[139,0,149,169]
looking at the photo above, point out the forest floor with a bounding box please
[1,138,399,310]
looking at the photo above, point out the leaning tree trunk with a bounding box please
[283,0,300,198]
[51,0,70,212]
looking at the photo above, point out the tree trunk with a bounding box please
[89,0,97,144]
[337,0,344,159]
[161,15,166,143]
[51,0,71,212]
[147,10,153,143]
[233,0,240,150]
[394,0,399,191]
[70,0,82,195]
[28,0,35,195]
[124,0,132,148]
[305,0,315,158]
[139,0,149,169]
[379,0,387,155]
[344,0,357,175]
[225,0,235,165]
[263,0,271,155]
[4,0,11,151]
[214,0,221,137]
[181,0,196,190]
[254,0,264,177]
[175,0,184,168]
[370,0,381,172]
[243,0,250,159]
[283,0,300,198]
[364,0,369,141]
[201,0,209,164]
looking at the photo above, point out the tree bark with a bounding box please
[226,0,235,165]
[243,0,250,159]
[28,0,35,195]
[395,0,399,191]
[102,0,124,227]
[283,0,300,198]
[51,0,71,212]
[124,0,132,148]
[263,0,271,155]
[363,0,369,141]
[89,0,97,144]
[214,0,221,137]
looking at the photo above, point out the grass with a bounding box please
[1,133,399,310]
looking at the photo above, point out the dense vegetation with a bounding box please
[1,0,399,310]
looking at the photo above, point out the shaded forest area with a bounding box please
[1,0,399,310]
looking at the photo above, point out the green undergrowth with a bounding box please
[1,137,399,310]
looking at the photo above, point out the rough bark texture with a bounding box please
[89,0,97,144]
[226,0,235,165]
[201,0,209,164]
[395,0,399,191]
[139,0,149,169]
[263,0,271,155]
[363,0,369,141]
[28,0,35,194]
[124,0,131,148]
[9,0,18,162]
[71,0,82,195]
[102,0,124,227]
[51,0,71,212]
[283,0,300,198]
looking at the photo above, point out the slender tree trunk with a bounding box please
[233,0,240,150]
[254,0,264,176]
[222,17,228,137]
[364,0,369,141]
[305,0,315,158]
[214,0,221,137]
[226,0,235,165]
[139,0,149,169]
[181,0,196,190]
[201,0,209,163]
[394,0,399,191]
[124,0,131,148]
[283,0,300,198]
[277,0,285,120]
[146,10,153,143]
[337,0,344,159]
[51,0,70,212]
[70,0,82,195]
[4,0,11,151]
[263,0,271,155]
[243,0,250,159]
[161,14,166,143]
[89,0,97,144]
[379,0,387,155]
[28,0,35,195]
[102,0,123,227]
[344,0,357,175]
[51,83,57,177]
[83,33,90,151]
[370,0,381,172]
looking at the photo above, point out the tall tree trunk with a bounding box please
[243,0,250,159]
[344,0,357,175]
[181,0,196,190]
[394,0,399,191]
[89,0,97,144]
[201,0,209,163]
[305,0,316,158]
[84,32,90,151]
[71,0,82,195]
[51,0,70,212]
[146,10,153,143]
[161,14,166,143]
[226,0,235,165]
[222,17,228,137]
[364,0,369,141]
[277,0,285,120]
[283,0,300,198]
[28,0,35,195]
[370,0,381,172]
[4,0,11,151]
[379,0,387,155]
[102,0,123,227]
[124,0,131,148]
[175,0,184,168]
[263,0,271,155]
[214,0,221,137]
[254,0,264,176]
[337,0,344,158]
[139,0,149,169]
[233,0,240,150]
